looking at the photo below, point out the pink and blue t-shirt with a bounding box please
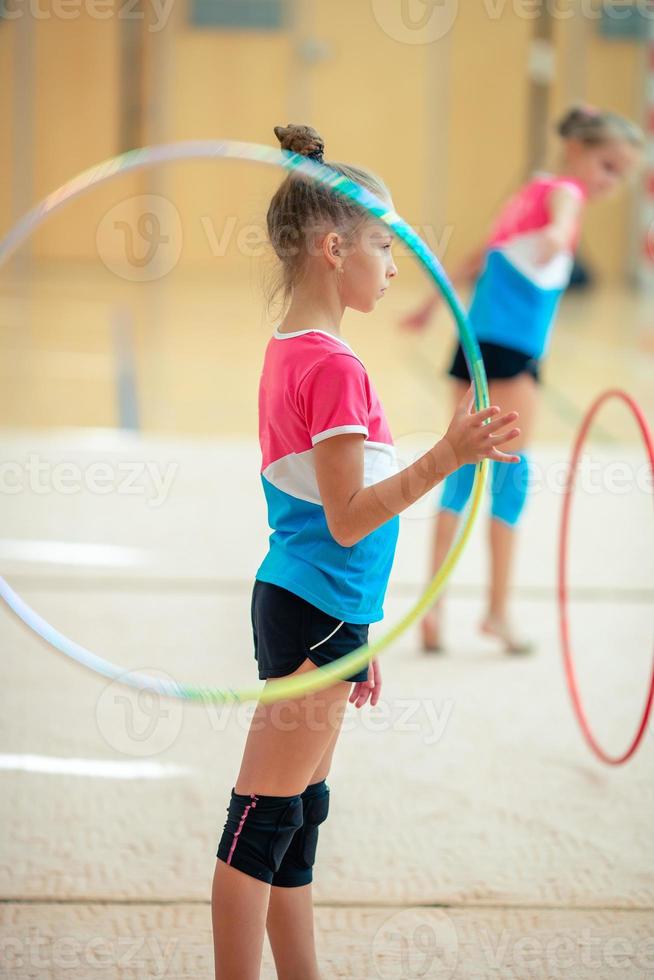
[255,328,400,624]
[468,175,587,359]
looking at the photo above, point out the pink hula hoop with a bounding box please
[558,389,654,765]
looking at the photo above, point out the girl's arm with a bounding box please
[315,386,520,548]
[537,186,583,264]
[399,245,487,331]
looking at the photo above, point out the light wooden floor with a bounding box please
[0,266,653,979]
[1,263,653,440]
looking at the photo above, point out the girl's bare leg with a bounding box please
[265,884,320,980]
[211,865,270,980]
[421,510,460,651]
[264,728,343,980]
[211,658,352,980]
[421,380,469,651]
[481,374,538,652]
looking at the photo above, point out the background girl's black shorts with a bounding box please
[251,580,369,685]
[448,341,541,384]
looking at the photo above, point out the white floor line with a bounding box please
[0,540,150,568]
[0,754,192,779]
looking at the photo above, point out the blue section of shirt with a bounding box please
[468,249,564,359]
[255,476,399,624]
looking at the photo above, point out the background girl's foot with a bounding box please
[480,614,534,655]
[421,610,444,653]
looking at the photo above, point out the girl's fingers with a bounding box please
[480,410,519,431]
[488,427,521,445]
[350,679,374,708]
[349,664,380,708]
[489,448,521,463]
[473,405,501,424]
[457,384,475,414]
[367,662,379,706]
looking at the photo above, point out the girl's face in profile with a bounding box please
[340,219,398,314]
[567,138,641,200]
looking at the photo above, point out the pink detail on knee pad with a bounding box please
[226,794,258,866]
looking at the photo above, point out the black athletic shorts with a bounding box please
[448,341,541,384]
[251,580,370,685]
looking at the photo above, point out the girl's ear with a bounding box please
[563,138,585,165]
[323,231,342,268]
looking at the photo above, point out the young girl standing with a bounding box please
[401,107,643,655]
[211,123,522,980]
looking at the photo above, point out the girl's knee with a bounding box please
[217,790,304,884]
[440,464,476,516]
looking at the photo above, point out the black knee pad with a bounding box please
[272,779,330,888]
[216,790,303,884]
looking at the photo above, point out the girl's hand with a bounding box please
[349,657,381,709]
[536,224,569,265]
[443,385,521,468]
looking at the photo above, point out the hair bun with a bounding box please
[274,124,325,163]
[557,104,601,138]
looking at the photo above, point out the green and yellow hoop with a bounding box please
[0,140,489,704]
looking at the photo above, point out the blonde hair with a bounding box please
[266,123,389,314]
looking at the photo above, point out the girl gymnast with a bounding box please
[401,106,643,655]
[211,123,522,980]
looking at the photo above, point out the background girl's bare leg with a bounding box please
[483,374,538,650]
[421,380,469,650]
[421,510,460,650]
[212,658,352,980]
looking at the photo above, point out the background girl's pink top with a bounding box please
[488,175,588,251]
[467,174,588,359]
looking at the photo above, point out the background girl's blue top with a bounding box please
[468,176,586,359]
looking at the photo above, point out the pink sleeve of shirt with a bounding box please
[298,353,370,446]
[547,178,586,250]
[487,176,588,249]
[550,177,587,202]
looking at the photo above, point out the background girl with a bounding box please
[401,106,643,655]
[210,123,522,980]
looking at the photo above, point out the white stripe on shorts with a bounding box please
[309,620,345,651]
